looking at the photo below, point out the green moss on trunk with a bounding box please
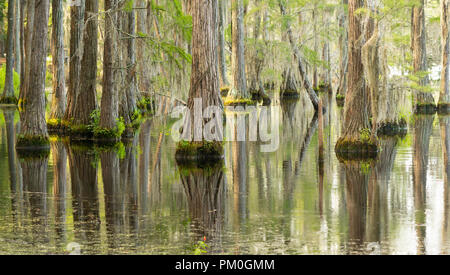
[176,141,224,163]
[224,98,256,107]
[438,103,450,114]
[0,96,18,105]
[16,135,50,158]
[335,137,378,160]
[336,94,345,107]
[414,103,437,115]
[377,119,408,137]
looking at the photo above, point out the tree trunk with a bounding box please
[226,0,250,103]
[412,0,435,112]
[120,2,138,136]
[439,0,450,112]
[72,0,98,127]
[279,0,319,111]
[14,0,20,75]
[50,0,67,122]
[335,0,378,158]
[19,0,34,107]
[19,0,25,98]
[1,0,16,103]
[136,0,152,95]
[64,0,85,122]
[218,0,229,87]
[337,0,349,104]
[176,0,223,158]
[17,0,50,150]
[99,0,119,136]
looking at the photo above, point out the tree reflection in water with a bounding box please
[177,160,225,253]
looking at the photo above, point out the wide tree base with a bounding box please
[377,119,408,137]
[335,137,379,160]
[280,89,300,100]
[414,103,437,115]
[224,98,256,107]
[69,124,94,140]
[47,119,68,135]
[250,90,271,106]
[176,141,224,163]
[16,135,50,158]
[336,94,345,107]
[0,96,18,105]
[438,103,450,114]
[221,87,230,97]
[317,84,332,94]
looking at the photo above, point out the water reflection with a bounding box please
[2,102,450,254]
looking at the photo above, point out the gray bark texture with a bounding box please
[50,0,67,120]
[19,0,50,139]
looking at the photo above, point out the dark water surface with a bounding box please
[1,93,450,255]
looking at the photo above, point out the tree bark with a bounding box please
[19,0,34,106]
[14,0,20,76]
[17,0,50,147]
[50,0,67,121]
[439,0,450,111]
[218,0,229,87]
[1,0,16,102]
[72,0,98,126]
[337,0,349,101]
[100,0,119,133]
[176,0,223,157]
[120,2,138,134]
[335,0,377,157]
[227,0,249,101]
[64,0,85,122]
[279,0,319,111]
[412,0,435,111]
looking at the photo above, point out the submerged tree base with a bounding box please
[16,135,50,158]
[0,96,18,105]
[414,103,437,115]
[220,87,230,97]
[335,137,379,160]
[438,103,450,114]
[250,90,271,106]
[280,89,300,100]
[317,84,332,94]
[377,119,408,137]
[224,98,256,107]
[176,141,224,163]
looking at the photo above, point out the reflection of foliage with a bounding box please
[193,240,208,255]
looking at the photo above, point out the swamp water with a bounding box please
[0,92,449,255]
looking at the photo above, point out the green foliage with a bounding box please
[193,241,208,255]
